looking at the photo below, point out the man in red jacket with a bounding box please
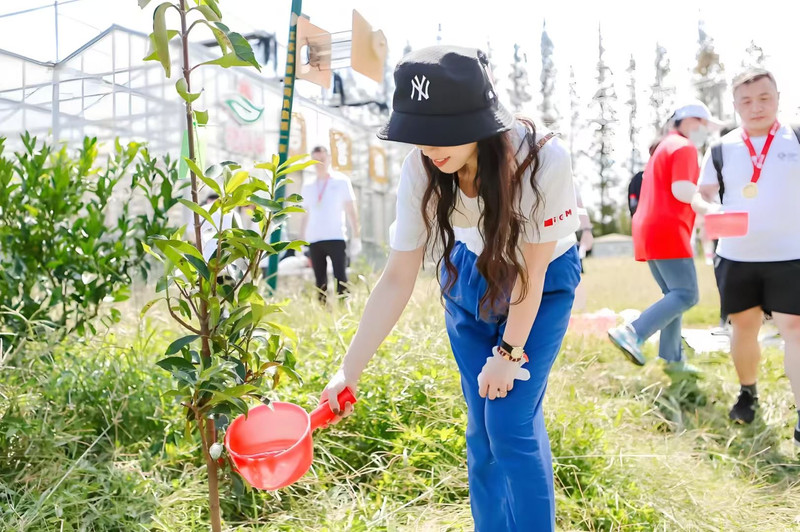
[609,101,720,375]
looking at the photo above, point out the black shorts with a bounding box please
[714,257,800,316]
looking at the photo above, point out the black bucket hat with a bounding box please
[377,45,514,147]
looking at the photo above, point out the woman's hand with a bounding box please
[319,368,359,423]
[477,347,530,400]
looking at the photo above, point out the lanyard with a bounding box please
[317,177,330,203]
[741,121,780,184]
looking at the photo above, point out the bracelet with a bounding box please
[498,342,528,363]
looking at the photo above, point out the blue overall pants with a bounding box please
[443,243,581,531]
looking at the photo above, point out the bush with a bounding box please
[0,134,183,347]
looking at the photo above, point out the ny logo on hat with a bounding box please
[411,75,430,101]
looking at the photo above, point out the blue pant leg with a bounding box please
[642,261,683,362]
[485,248,580,532]
[445,301,511,532]
[632,258,699,361]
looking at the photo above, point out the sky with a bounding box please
[2,0,799,204]
[4,0,799,101]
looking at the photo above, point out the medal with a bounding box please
[740,121,779,200]
[742,182,758,199]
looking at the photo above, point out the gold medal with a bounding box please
[742,182,758,199]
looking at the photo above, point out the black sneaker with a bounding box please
[729,391,758,424]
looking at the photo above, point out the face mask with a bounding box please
[689,125,709,148]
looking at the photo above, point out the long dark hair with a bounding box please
[420,117,544,318]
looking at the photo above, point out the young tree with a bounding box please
[507,43,532,113]
[626,55,641,176]
[588,26,619,235]
[568,66,581,172]
[138,1,312,530]
[485,38,499,89]
[694,20,726,120]
[539,21,559,129]
[650,42,675,136]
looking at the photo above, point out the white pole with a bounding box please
[54,0,59,62]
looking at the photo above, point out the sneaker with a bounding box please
[608,324,645,366]
[664,360,701,378]
[729,390,758,424]
[709,325,730,337]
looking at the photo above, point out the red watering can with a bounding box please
[224,388,356,490]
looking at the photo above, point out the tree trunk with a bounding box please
[204,419,222,532]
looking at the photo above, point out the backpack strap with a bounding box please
[711,143,725,202]
[536,132,557,151]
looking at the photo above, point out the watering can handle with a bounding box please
[310,387,357,431]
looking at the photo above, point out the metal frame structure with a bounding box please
[0,25,405,253]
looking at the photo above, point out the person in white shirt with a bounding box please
[319,46,581,531]
[692,68,800,444]
[299,146,361,303]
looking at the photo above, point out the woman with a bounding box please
[320,46,581,531]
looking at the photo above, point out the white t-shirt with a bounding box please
[699,124,800,262]
[389,122,579,262]
[301,172,356,243]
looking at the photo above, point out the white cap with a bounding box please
[671,100,724,128]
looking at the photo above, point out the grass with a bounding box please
[1,257,799,531]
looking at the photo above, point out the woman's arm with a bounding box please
[502,241,557,348]
[323,245,425,413]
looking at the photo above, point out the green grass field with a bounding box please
[2,256,799,531]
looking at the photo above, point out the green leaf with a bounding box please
[165,334,200,356]
[153,3,174,77]
[204,384,258,407]
[205,164,223,180]
[199,52,252,69]
[207,24,231,55]
[202,0,222,18]
[208,298,221,330]
[194,109,209,126]
[179,199,217,230]
[253,161,275,172]
[161,389,188,400]
[213,22,261,71]
[144,30,179,61]
[225,170,249,194]
[276,364,303,385]
[265,320,297,345]
[247,292,267,324]
[184,157,221,195]
[228,31,261,71]
[277,152,312,171]
[195,5,220,21]
[155,238,204,262]
[277,160,318,177]
[185,255,211,282]
[157,355,196,371]
[141,241,164,263]
[161,245,197,281]
[176,78,202,104]
[140,297,164,317]
[278,206,305,215]
[238,283,256,302]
